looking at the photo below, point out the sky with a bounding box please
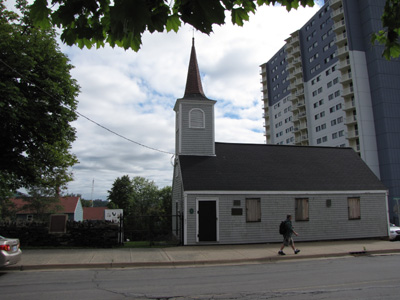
[6,1,322,200]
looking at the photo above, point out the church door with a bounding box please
[197,200,218,242]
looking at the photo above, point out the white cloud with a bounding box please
[8,2,321,200]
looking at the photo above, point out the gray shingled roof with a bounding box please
[179,142,386,192]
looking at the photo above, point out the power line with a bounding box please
[0,58,174,155]
[76,111,174,155]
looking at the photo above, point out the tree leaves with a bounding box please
[371,0,400,59]
[27,0,400,58]
[0,1,79,196]
[30,0,52,29]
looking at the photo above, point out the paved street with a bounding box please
[1,254,400,299]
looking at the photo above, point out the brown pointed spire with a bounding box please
[184,38,206,98]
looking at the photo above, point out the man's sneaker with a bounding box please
[278,250,286,255]
[294,249,300,254]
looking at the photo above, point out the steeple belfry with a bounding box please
[174,39,216,157]
[184,38,206,98]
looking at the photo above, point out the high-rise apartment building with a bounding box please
[260,0,400,223]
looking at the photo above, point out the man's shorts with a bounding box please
[283,236,293,246]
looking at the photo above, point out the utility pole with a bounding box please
[91,179,94,207]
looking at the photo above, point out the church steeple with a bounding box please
[174,39,216,156]
[184,38,206,99]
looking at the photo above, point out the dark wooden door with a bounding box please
[198,201,217,242]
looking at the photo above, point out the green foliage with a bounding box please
[28,0,316,52]
[107,175,135,214]
[28,0,400,59]
[371,0,400,59]
[0,0,79,197]
[107,175,171,217]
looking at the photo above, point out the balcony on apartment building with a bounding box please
[345,114,357,125]
[336,44,349,58]
[338,57,350,70]
[342,85,354,97]
[346,129,359,140]
[335,31,348,46]
[340,71,352,84]
[343,98,355,111]
[333,19,346,33]
[330,0,342,9]
[295,134,309,144]
[331,6,344,21]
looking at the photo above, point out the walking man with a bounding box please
[279,214,300,255]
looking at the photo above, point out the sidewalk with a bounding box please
[7,239,400,271]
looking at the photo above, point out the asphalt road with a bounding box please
[1,254,400,299]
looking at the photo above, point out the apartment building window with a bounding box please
[246,198,261,222]
[333,77,339,84]
[315,111,325,120]
[295,198,309,221]
[337,116,343,123]
[332,132,338,139]
[348,197,361,220]
[318,136,327,144]
[316,123,326,132]
[334,90,340,97]
[330,106,336,113]
[331,119,337,126]
[339,130,344,137]
[336,103,342,110]
[286,137,294,144]
[314,99,323,108]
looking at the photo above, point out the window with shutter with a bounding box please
[246,198,261,222]
[295,198,309,221]
[348,197,361,220]
[189,108,205,128]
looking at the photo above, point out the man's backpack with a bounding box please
[279,220,287,235]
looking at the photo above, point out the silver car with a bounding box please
[0,235,22,267]
[389,224,400,241]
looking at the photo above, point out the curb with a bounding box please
[5,249,400,271]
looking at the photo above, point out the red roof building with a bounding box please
[10,196,83,221]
